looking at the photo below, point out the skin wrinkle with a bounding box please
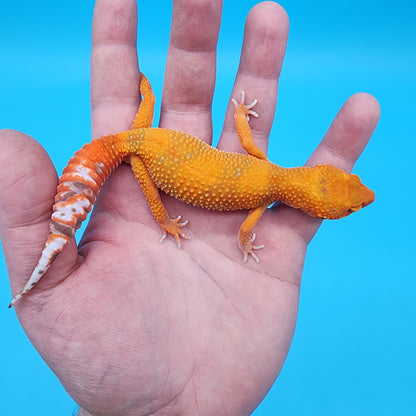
[91,65,139,106]
[162,48,216,105]
[318,141,357,168]
[267,265,303,292]
[92,101,140,118]
[279,209,321,246]
[147,260,203,416]
[2,195,53,228]
[169,40,218,55]
[90,85,139,107]
[163,103,212,115]
[161,346,196,415]
[190,242,296,335]
[162,375,200,416]
[78,211,138,250]
[184,221,242,269]
[3,217,49,233]
[235,69,282,82]
[92,38,137,49]
[90,45,138,80]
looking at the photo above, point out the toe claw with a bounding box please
[159,232,167,244]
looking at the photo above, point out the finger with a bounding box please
[91,0,140,138]
[0,130,78,302]
[274,93,380,243]
[306,93,380,169]
[218,2,289,154]
[160,0,223,142]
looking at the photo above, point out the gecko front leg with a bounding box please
[238,206,267,263]
[232,92,267,160]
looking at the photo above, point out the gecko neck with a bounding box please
[269,164,314,207]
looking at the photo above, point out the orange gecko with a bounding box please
[9,73,375,307]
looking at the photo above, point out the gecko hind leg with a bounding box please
[159,215,189,248]
[131,72,156,130]
[129,155,190,247]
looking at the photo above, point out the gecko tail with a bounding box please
[8,233,70,308]
[8,132,130,308]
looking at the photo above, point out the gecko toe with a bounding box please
[159,215,190,248]
[240,233,264,263]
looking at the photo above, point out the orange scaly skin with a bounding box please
[8,73,375,307]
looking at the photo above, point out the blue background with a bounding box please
[1,0,414,414]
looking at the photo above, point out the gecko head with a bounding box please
[346,174,375,214]
[293,165,375,219]
[317,166,375,219]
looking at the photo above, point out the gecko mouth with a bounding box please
[349,197,373,213]
[348,204,363,213]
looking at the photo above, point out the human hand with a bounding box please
[0,0,379,415]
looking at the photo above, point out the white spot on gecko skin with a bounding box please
[73,165,97,184]
[94,161,105,175]
[61,182,94,198]
[52,196,91,222]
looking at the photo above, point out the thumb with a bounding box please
[0,129,77,308]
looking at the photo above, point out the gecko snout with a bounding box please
[347,176,375,213]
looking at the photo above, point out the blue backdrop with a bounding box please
[1,0,415,414]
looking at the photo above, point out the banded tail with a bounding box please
[9,132,134,307]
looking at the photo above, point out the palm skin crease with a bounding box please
[0,1,379,415]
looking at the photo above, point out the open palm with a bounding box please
[1,1,379,415]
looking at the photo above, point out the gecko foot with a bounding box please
[239,233,265,263]
[232,91,259,121]
[159,215,190,248]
